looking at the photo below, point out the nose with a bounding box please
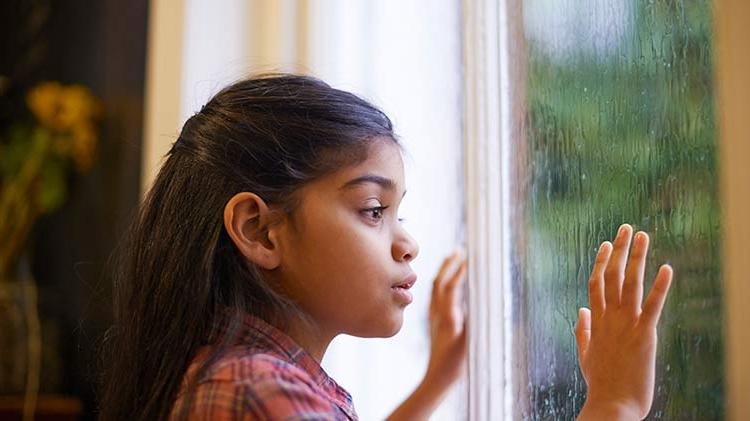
[393,227,419,263]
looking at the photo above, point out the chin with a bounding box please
[352,312,404,338]
[379,309,405,337]
[382,321,403,337]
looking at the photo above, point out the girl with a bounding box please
[99,73,673,420]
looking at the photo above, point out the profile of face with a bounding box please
[225,139,420,341]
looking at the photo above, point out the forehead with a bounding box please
[288,141,405,228]
[331,141,406,193]
[292,140,407,208]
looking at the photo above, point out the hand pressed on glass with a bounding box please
[426,249,468,391]
[387,249,468,421]
[576,224,674,421]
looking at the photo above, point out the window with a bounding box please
[520,0,721,418]
[465,0,726,419]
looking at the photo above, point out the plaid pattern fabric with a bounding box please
[170,313,358,420]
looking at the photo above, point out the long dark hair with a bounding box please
[99,74,398,420]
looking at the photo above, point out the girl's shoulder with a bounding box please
[197,345,320,388]
[170,311,359,420]
[171,345,356,420]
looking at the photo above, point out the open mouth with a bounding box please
[391,274,417,304]
[392,273,417,290]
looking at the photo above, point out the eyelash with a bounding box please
[362,206,406,223]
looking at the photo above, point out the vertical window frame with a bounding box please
[462,0,515,419]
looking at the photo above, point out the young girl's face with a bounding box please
[273,139,419,339]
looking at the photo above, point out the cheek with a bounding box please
[289,206,398,324]
[309,210,379,270]
[329,231,386,283]
[308,220,388,293]
[288,211,368,289]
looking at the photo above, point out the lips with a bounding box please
[392,273,417,290]
[391,273,416,305]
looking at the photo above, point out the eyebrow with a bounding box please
[339,174,407,198]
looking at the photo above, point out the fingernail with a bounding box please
[618,224,629,236]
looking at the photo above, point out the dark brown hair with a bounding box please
[99,73,398,420]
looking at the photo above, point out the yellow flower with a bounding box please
[58,85,100,129]
[25,82,101,132]
[51,132,73,157]
[26,81,63,129]
[70,122,97,172]
[25,81,101,171]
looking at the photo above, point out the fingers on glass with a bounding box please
[434,249,466,297]
[604,224,633,306]
[589,241,611,318]
[443,259,468,308]
[575,307,592,360]
[641,264,673,328]
[434,251,457,295]
[435,250,460,282]
[445,259,467,292]
[622,231,649,313]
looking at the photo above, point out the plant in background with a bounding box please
[0,79,100,419]
[0,81,101,275]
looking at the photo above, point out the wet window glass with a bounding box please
[513,0,722,418]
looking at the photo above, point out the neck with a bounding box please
[260,270,335,363]
[284,316,337,363]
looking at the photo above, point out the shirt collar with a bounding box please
[235,312,355,411]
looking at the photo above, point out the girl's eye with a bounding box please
[363,206,388,222]
[361,206,406,224]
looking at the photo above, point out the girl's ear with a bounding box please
[223,192,283,270]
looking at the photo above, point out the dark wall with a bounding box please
[2,1,148,419]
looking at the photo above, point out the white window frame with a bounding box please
[462,0,516,419]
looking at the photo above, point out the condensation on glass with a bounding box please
[511,0,722,419]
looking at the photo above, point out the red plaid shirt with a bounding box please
[170,313,358,420]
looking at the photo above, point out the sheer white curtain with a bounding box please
[142,1,464,419]
[303,2,465,419]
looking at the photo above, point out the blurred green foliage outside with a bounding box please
[519,0,722,419]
